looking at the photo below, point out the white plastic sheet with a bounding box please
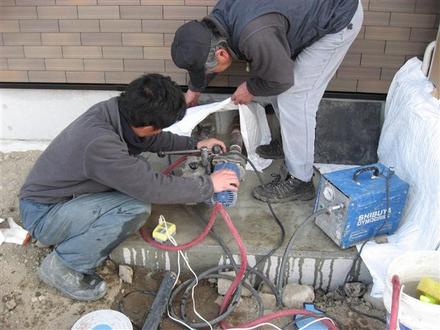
[165,97,272,171]
[360,58,440,297]
[0,217,29,246]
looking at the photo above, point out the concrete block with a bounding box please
[28,70,65,82]
[0,7,37,19]
[365,26,410,41]
[37,6,78,19]
[42,33,81,46]
[81,33,122,46]
[122,33,163,46]
[0,70,28,82]
[100,20,141,33]
[103,46,143,59]
[119,264,133,284]
[260,293,277,310]
[120,6,162,19]
[66,71,105,83]
[163,5,207,20]
[142,19,183,33]
[78,6,119,19]
[63,46,102,59]
[84,59,122,72]
[59,20,100,33]
[3,33,41,46]
[0,46,24,58]
[390,13,437,28]
[0,20,20,33]
[217,271,252,297]
[282,283,315,309]
[20,19,58,33]
[23,45,61,58]
[45,58,83,71]
[369,0,416,13]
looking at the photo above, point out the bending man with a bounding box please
[171,0,363,203]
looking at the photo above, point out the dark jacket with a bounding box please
[20,97,214,204]
[199,0,358,96]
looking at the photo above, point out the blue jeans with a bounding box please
[20,191,150,273]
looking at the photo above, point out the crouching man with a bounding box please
[19,74,239,301]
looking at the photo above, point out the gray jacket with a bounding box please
[20,97,214,204]
[197,0,357,96]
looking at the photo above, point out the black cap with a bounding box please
[171,21,211,89]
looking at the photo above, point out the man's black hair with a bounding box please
[118,74,186,128]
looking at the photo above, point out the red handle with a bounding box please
[389,275,401,330]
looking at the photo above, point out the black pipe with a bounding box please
[142,271,176,330]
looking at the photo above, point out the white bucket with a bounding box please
[383,251,440,330]
[71,309,133,330]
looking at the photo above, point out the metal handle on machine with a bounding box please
[352,166,380,183]
[157,149,201,157]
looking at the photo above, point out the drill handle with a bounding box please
[157,149,201,158]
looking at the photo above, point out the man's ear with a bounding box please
[216,48,230,62]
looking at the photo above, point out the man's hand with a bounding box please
[231,82,254,105]
[185,90,201,107]
[197,138,226,153]
[210,169,240,193]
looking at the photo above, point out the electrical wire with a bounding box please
[235,153,286,273]
[228,323,283,330]
[340,168,394,324]
[158,215,212,330]
[297,317,336,330]
[141,152,340,329]
[276,207,330,295]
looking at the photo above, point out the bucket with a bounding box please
[383,251,440,330]
[71,310,133,330]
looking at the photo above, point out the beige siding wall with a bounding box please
[0,0,439,93]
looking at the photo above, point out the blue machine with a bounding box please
[211,162,241,208]
[314,163,409,249]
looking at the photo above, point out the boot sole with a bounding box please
[38,267,106,302]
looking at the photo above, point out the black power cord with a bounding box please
[162,154,287,328]
[276,207,331,295]
[340,167,395,324]
[118,290,157,329]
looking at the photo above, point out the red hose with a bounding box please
[139,202,221,251]
[141,204,338,330]
[143,153,337,329]
[161,155,188,175]
[389,275,401,330]
[217,206,247,316]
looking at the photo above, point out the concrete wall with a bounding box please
[1,0,439,94]
[0,88,119,151]
[0,88,235,152]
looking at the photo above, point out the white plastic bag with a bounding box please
[0,217,29,246]
[360,58,440,297]
[165,98,272,171]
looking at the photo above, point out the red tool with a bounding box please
[389,275,401,330]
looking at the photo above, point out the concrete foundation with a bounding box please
[111,159,372,291]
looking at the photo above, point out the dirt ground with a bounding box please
[0,151,386,330]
